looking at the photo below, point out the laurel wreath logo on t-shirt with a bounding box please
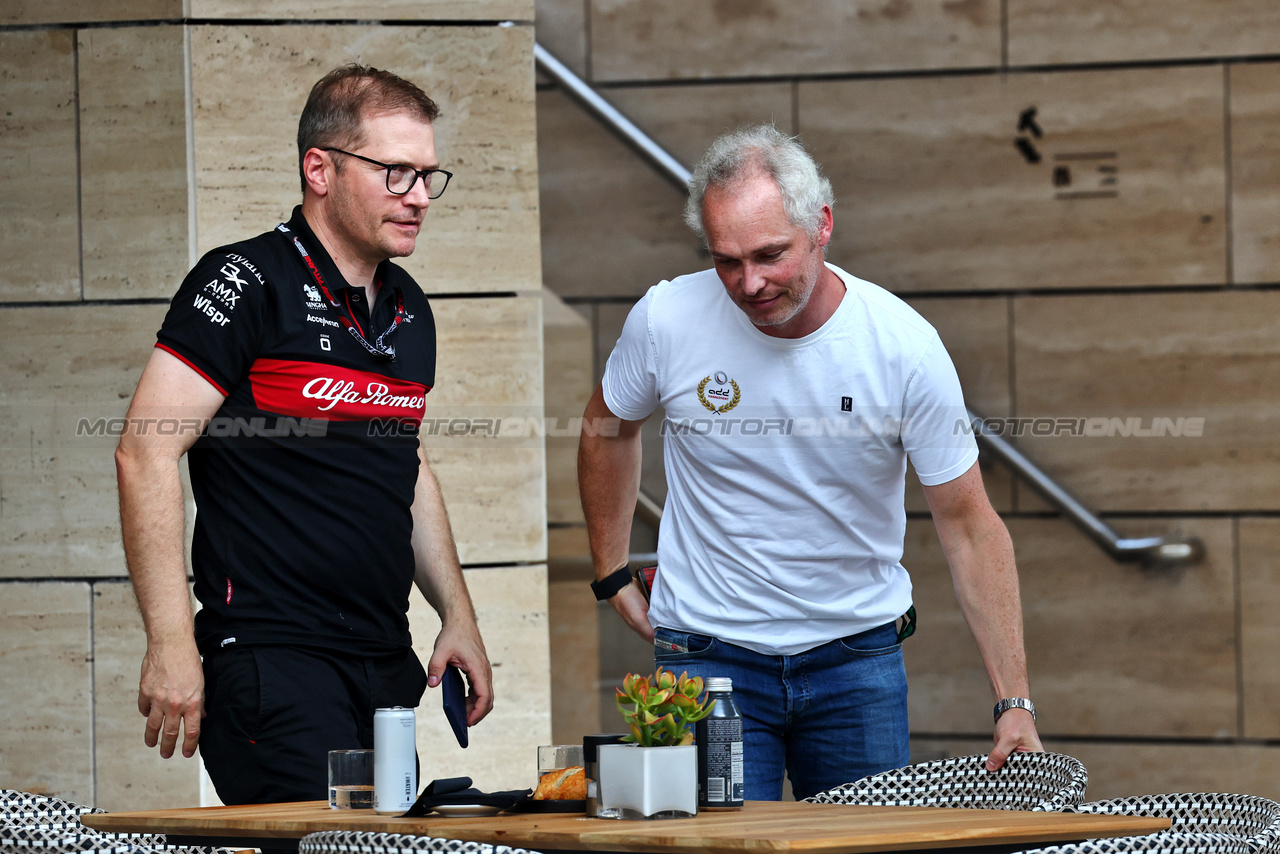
[697,374,740,414]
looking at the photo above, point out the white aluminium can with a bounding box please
[373,706,417,814]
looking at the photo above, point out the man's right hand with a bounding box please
[118,348,224,762]
[138,638,205,759]
[578,384,654,643]
[609,582,655,642]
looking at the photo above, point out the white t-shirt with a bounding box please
[601,263,978,655]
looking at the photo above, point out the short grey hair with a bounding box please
[683,124,834,244]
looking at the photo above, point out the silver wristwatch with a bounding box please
[993,697,1036,722]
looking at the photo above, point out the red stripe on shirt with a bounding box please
[155,343,230,397]
[249,358,429,424]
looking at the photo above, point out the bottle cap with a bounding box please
[705,677,732,692]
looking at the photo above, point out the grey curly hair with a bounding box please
[683,124,834,245]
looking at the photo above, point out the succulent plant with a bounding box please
[614,666,716,747]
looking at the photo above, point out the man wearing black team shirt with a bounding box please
[114,65,493,804]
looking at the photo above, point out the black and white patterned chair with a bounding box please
[0,824,160,854]
[1064,794,1280,854]
[299,831,542,854]
[805,752,1088,812]
[1,792,52,815]
[1014,831,1253,854]
[0,792,208,854]
[0,794,111,836]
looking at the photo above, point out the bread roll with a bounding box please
[532,765,586,800]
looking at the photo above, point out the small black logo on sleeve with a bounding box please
[841,396,852,412]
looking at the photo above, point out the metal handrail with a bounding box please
[535,43,691,191]
[536,43,1204,569]
[968,411,1203,566]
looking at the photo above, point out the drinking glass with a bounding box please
[328,749,374,809]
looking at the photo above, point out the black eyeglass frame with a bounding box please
[322,147,453,199]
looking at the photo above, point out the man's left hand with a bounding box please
[427,621,494,726]
[986,708,1043,771]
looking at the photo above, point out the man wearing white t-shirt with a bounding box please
[578,125,1042,800]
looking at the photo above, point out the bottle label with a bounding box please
[699,717,744,806]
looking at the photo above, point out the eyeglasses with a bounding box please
[322,148,453,199]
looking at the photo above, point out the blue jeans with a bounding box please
[653,623,909,801]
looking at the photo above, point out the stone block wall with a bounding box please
[535,0,1280,799]
[0,3,550,807]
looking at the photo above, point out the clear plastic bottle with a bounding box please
[696,677,744,809]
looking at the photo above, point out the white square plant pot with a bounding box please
[596,743,697,819]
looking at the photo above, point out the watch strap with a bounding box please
[993,697,1036,722]
[590,565,632,601]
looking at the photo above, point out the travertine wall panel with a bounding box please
[538,82,791,300]
[0,582,92,802]
[536,90,701,301]
[188,0,532,19]
[606,84,795,175]
[1240,519,1280,739]
[425,296,546,564]
[427,445,544,565]
[548,579,600,744]
[1008,0,1280,66]
[593,303,667,502]
[1062,741,1280,801]
[408,565,550,792]
[93,581,203,811]
[904,297,1011,419]
[79,26,189,301]
[914,738,1280,802]
[905,517,1236,738]
[542,290,592,525]
[546,527,604,743]
[1230,63,1280,286]
[534,0,588,79]
[0,304,170,579]
[903,296,1013,514]
[0,30,80,302]
[587,0,1000,81]
[1,0,180,25]
[801,66,1226,292]
[191,24,540,295]
[1013,291,1280,512]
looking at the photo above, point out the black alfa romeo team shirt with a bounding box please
[155,207,437,657]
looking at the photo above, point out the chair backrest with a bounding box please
[0,793,104,833]
[1013,831,1253,854]
[0,824,153,854]
[0,792,185,854]
[805,752,1088,811]
[1066,794,1280,854]
[299,831,541,854]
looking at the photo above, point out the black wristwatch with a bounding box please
[590,565,632,601]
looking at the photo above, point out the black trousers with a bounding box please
[200,645,427,805]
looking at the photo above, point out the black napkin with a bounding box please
[401,777,532,816]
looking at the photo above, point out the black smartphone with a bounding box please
[634,563,657,602]
[442,664,469,748]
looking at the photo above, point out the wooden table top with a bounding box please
[83,799,1172,854]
